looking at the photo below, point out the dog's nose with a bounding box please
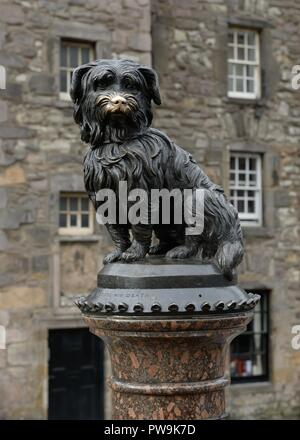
[111,95,127,105]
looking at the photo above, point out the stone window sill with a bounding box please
[242,226,274,239]
[55,99,73,109]
[224,96,264,107]
[231,381,273,394]
[58,234,101,243]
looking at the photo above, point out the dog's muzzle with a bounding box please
[109,95,128,113]
[97,94,129,114]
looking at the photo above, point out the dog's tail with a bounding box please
[215,240,244,280]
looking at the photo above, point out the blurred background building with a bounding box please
[0,0,299,419]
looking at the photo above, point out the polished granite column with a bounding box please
[75,258,259,420]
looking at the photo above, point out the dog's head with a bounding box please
[70,59,161,146]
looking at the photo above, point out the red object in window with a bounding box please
[231,357,247,377]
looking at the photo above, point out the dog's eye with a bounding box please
[95,74,114,89]
[123,77,137,90]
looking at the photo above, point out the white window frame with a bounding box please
[227,28,261,100]
[59,192,94,235]
[231,290,269,382]
[59,40,94,101]
[229,153,262,227]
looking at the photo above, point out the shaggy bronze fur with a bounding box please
[71,59,243,278]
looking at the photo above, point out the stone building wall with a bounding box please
[151,0,300,419]
[0,0,151,419]
[0,0,299,419]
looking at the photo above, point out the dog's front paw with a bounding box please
[103,249,123,264]
[121,241,147,262]
[166,245,197,259]
[149,242,175,255]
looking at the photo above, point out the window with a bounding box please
[231,290,269,383]
[59,193,94,235]
[60,40,94,99]
[229,152,262,226]
[228,28,261,99]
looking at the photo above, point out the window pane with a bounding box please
[237,47,245,60]
[228,77,234,92]
[70,46,78,68]
[248,190,255,198]
[230,172,235,183]
[60,71,67,93]
[246,65,255,78]
[238,157,246,170]
[81,214,89,227]
[248,48,256,61]
[70,197,78,211]
[81,47,90,64]
[60,45,67,67]
[230,157,235,170]
[228,46,234,59]
[81,198,89,211]
[249,174,256,185]
[247,80,254,93]
[228,32,234,44]
[248,200,255,213]
[70,214,77,226]
[59,213,67,227]
[236,78,244,92]
[228,63,234,76]
[237,190,244,197]
[59,196,67,211]
[237,200,245,212]
[248,32,256,46]
[237,32,245,45]
[249,157,257,170]
[236,64,244,76]
[239,173,246,184]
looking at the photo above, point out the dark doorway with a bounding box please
[48,328,104,420]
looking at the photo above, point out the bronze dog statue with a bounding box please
[70,59,243,279]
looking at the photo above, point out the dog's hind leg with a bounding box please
[166,235,200,259]
[215,240,244,280]
[165,188,203,260]
[121,224,152,262]
[103,224,131,264]
[149,225,184,255]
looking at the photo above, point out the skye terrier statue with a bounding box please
[70,59,244,279]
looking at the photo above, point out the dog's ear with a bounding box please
[70,63,96,144]
[138,66,161,105]
[70,63,94,104]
